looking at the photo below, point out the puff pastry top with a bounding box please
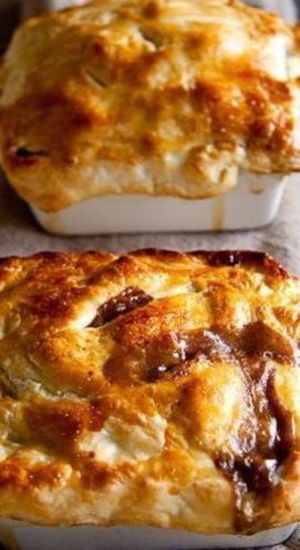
[1,0,300,211]
[0,248,299,534]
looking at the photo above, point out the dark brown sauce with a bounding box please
[112,319,294,530]
[146,328,232,382]
[104,328,232,385]
[213,322,295,532]
[240,321,294,362]
[267,375,294,464]
[89,287,152,327]
[199,250,266,268]
[103,317,296,530]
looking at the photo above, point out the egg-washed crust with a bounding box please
[0,248,299,534]
[1,1,300,211]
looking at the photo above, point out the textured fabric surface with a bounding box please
[0,529,299,550]
[1,172,300,273]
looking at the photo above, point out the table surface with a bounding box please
[0,173,300,274]
[0,172,299,549]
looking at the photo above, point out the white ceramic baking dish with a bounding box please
[0,520,296,550]
[30,173,288,236]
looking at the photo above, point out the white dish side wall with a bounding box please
[31,174,288,236]
[0,521,296,550]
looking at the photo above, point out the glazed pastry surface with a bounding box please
[0,249,299,533]
[1,0,300,211]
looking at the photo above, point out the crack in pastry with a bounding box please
[13,148,48,159]
[1,1,300,211]
[89,287,153,328]
[83,69,110,90]
[0,249,298,534]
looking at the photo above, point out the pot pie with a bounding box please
[1,0,300,212]
[0,248,299,535]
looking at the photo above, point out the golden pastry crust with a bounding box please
[1,0,300,211]
[0,248,299,534]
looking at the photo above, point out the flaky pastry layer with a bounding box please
[0,249,299,534]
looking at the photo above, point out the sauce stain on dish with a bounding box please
[250,175,265,195]
[212,195,224,231]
